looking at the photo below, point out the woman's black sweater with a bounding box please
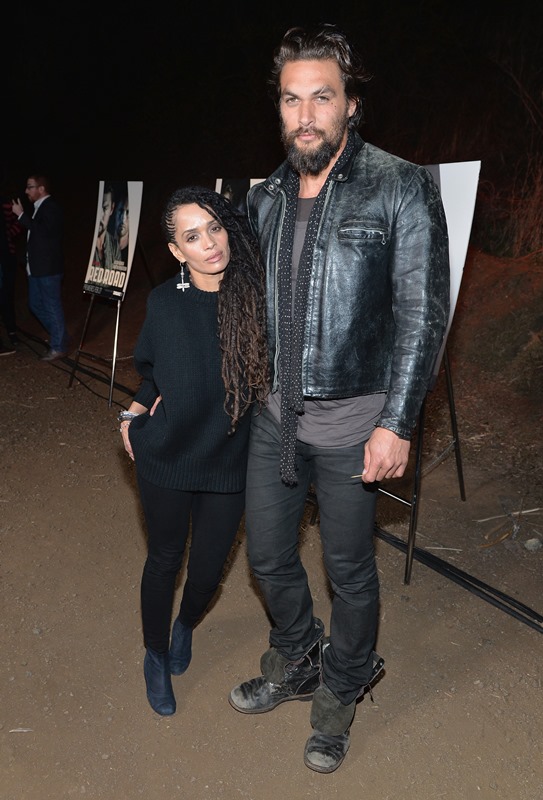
[128,276,251,493]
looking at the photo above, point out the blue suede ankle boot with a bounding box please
[169,618,193,675]
[144,648,176,715]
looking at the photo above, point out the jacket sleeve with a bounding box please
[377,168,450,438]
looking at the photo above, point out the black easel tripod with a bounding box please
[67,237,155,406]
[379,347,466,584]
[306,347,466,585]
[304,353,543,633]
[67,292,122,407]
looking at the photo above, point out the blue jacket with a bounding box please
[247,134,450,439]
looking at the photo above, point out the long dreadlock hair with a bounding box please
[161,185,269,433]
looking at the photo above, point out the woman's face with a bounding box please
[167,203,230,291]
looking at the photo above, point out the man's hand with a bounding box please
[361,427,411,483]
[11,198,23,217]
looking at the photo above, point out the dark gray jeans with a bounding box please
[246,409,380,705]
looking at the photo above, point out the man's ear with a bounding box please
[348,97,357,119]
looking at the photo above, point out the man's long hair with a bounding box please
[161,185,269,433]
[269,23,372,129]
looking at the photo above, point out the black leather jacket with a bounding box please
[247,134,450,439]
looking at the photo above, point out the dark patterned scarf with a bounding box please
[278,131,356,485]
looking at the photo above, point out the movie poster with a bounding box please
[215,178,264,214]
[83,180,143,301]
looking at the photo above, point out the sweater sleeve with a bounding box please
[132,299,160,410]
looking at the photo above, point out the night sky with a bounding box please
[4,2,542,256]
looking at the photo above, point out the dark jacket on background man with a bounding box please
[18,196,64,277]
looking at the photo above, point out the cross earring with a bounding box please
[176,261,190,291]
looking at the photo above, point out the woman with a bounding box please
[119,186,269,716]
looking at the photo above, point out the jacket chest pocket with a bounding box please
[337,222,389,246]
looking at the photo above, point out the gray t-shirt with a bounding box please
[267,197,386,448]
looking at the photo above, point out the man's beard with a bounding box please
[281,112,349,176]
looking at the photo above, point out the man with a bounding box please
[229,25,450,774]
[12,175,69,361]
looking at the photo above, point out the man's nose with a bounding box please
[298,100,315,127]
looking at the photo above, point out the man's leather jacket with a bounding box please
[247,134,451,439]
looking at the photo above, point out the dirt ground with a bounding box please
[1,244,542,800]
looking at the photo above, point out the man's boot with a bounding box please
[304,651,385,773]
[303,683,354,773]
[229,636,323,713]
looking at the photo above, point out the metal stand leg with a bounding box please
[109,300,122,407]
[68,294,95,388]
[404,397,426,585]
[444,349,466,501]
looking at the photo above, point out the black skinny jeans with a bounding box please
[137,474,245,653]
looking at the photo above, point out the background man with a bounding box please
[12,175,69,361]
[229,24,450,774]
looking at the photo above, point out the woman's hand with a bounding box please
[120,421,134,461]
[118,401,147,462]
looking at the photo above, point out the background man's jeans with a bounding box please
[28,274,68,352]
[245,408,380,705]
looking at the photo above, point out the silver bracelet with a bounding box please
[118,410,139,422]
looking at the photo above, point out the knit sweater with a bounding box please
[128,276,252,493]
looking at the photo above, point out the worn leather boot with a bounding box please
[169,618,193,675]
[304,684,355,773]
[304,651,385,773]
[229,631,323,714]
[144,648,176,716]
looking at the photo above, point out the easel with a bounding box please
[377,347,466,584]
[68,293,123,407]
[305,345,466,585]
[68,236,154,406]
